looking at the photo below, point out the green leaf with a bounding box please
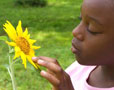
[3,64,9,68]
[0,36,8,41]
[9,48,14,53]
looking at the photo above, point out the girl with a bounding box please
[32,0,114,90]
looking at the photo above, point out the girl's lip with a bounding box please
[71,45,79,54]
[71,43,81,56]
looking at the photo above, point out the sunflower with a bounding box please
[3,20,40,69]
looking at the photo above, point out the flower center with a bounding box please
[16,37,30,54]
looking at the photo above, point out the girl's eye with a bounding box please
[78,16,82,21]
[78,15,102,35]
[87,27,101,35]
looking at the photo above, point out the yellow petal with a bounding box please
[26,34,30,39]
[13,46,21,59]
[21,52,27,69]
[3,21,17,41]
[3,28,13,40]
[6,41,16,46]
[35,63,40,69]
[23,28,28,37]
[29,49,35,57]
[16,20,23,37]
[29,39,36,44]
[27,56,38,69]
[32,46,41,50]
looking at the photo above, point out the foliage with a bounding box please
[15,0,47,7]
[0,0,82,89]
[0,36,7,41]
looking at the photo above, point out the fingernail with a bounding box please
[38,59,44,64]
[32,57,38,60]
[41,70,46,75]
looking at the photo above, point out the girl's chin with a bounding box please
[76,57,93,65]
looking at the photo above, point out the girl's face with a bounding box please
[72,0,114,65]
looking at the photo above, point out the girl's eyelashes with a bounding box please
[87,27,102,35]
[78,16,82,21]
[77,15,102,35]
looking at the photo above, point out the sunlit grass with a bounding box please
[0,0,82,89]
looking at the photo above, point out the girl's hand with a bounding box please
[32,56,74,90]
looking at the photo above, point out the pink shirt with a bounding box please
[65,61,114,90]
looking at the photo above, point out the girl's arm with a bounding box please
[32,56,74,90]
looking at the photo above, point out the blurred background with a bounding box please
[0,0,82,89]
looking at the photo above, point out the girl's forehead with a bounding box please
[82,0,112,11]
[82,0,114,33]
[82,0,114,27]
[83,0,114,10]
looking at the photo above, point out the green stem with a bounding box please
[7,46,17,90]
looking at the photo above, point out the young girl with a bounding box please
[32,0,114,90]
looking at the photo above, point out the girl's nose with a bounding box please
[72,23,85,41]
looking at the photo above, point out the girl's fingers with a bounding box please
[40,70,60,87]
[32,56,60,66]
[32,57,38,62]
[32,56,63,79]
[38,59,63,79]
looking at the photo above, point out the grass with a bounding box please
[0,0,82,90]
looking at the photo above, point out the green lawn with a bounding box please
[0,0,82,90]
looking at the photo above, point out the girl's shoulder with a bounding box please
[65,61,96,77]
[65,61,96,89]
[65,61,114,90]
